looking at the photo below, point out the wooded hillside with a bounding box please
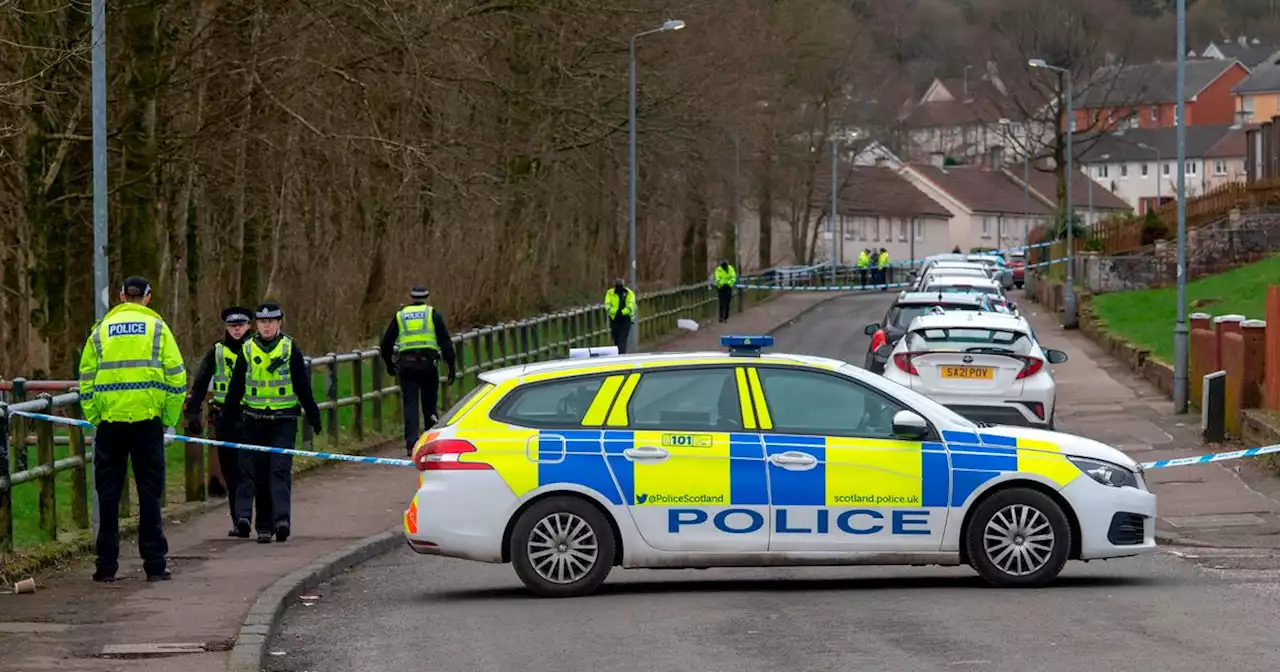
[0,0,1255,376]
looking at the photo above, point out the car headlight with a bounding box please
[1067,457,1140,489]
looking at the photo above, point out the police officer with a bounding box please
[379,287,457,456]
[78,276,185,582]
[223,302,322,543]
[713,259,737,323]
[183,306,253,534]
[856,248,871,288]
[604,278,636,353]
[877,247,890,289]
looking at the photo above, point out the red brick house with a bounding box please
[1069,59,1249,132]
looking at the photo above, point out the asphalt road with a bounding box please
[266,293,1280,672]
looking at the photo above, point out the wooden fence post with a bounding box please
[0,408,12,554]
[326,355,339,447]
[371,359,384,434]
[69,403,89,531]
[36,410,57,541]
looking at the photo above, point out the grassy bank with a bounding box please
[1091,255,1280,363]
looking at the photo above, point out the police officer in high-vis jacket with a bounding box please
[604,278,637,353]
[183,306,253,534]
[223,302,322,543]
[379,286,457,456]
[78,276,186,583]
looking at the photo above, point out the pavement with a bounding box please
[260,292,1280,672]
[0,289,846,672]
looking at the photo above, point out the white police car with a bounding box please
[403,336,1155,597]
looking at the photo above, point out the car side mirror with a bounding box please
[1044,348,1069,364]
[874,343,894,358]
[892,410,930,440]
[863,323,881,335]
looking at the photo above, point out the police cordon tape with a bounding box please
[8,408,1280,474]
[736,256,1068,291]
[7,410,416,468]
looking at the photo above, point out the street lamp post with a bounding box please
[1030,58,1077,328]
[628,18,685,354]
[830,133,839,286]
[1174,0,1190,413]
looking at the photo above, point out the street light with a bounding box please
[1174,0,1189,413]
[628,18,685,354]
[1137,142,1162,211]
[1029,57,1078,328]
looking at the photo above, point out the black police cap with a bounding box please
[122,276,152,298]
[222,306,252,325]
[255,302,284,320]
[410,286,429,299]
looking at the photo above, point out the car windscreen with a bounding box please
[906,326,1034,356]
[889,303,982,328]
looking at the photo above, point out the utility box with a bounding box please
[1202,370,1227,443]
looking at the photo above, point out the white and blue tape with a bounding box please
[8,409,1275,474]
[7,410,415,468]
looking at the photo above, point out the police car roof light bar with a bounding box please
[721,334,773,357]
[568,346,620,360]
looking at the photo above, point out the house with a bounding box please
[1075,126,1247,214]
[810,166,957,265]
[1231,56,1280,123]
[899,63,1050,164]
[897,159,1054,251]
[1195,36,1280,67]
[849,141,903,167]
[1072,59,1249,131]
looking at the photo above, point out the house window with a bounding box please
[1119,164,1128,178]
[872,217,880,242]
[1243,97,1255,119]
[1095,164,1109,178]
[1149,106,1158,122]
[1163,162,1171,176]
[1185,161,1198,175]
[1141,163,1149,177]
[1214,159,1227,176]
[981,216,993,238]
[898,219,908,242]
[914,220,924,241]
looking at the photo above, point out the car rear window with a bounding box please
[889,303,982,328]
[906,327,1033,356]
[925,283,989,295]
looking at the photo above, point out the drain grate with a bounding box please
[100,642,207,657]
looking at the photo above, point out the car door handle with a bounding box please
[769,451,817,467]
[623,446,669,460]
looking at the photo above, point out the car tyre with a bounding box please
[510,496,616,598]
[965,487,1071,588]
[1015,282,1024,289]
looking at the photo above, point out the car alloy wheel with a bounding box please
[527,512,599,584]
[983,504,1054,576]
[965,487,1071,587]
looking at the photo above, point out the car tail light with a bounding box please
[1023,401,1045,420]
[870,329,887,353]
[1016,357,1044,379]
[413,438,491,471]
[893,352,918,375]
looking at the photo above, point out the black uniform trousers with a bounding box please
[398,363,440,453]
[93,419,168,577]
[209,404,243,522]
[235,414,296,534]
[717,286,733,321]
[610,317,632,354]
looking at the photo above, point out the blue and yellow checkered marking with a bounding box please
[482,429,1078,510]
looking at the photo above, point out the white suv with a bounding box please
[881,311,1066,429]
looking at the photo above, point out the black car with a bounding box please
[862,292,990,373]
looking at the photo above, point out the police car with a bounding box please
[403,336,1155,597]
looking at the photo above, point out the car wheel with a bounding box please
[510,496,616,598]
[1015,282,1024,289]
[965,488,1071,588]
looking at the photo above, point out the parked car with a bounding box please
[913,264,992,290]
[862,292,991,373]
[922,276,1018,315]
[1006,250,1027,288]
[880,311,1068,429]
[965,254,1014,290]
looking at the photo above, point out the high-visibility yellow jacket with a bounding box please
[877,251,889,269]
[604,287,637,321]
[78,302,186,427]
[856,251,870,268]
[395,304,440,353]
[714,264,737,288]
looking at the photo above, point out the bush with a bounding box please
[1140,209,1168,246]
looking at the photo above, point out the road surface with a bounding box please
[265,293,1280,672]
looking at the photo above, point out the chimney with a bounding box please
[986,145,1005,170]
[930,151,946,168]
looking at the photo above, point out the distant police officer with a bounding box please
[713,259,737,323]
[604,278,637,353]
[877,247,890,289]
[379,287,457,456]
[856,248,871,288]
[183,306,253,534]
[224,302,322,543]
[78,276,185,582]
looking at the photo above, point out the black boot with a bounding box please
[234,518,251,538]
